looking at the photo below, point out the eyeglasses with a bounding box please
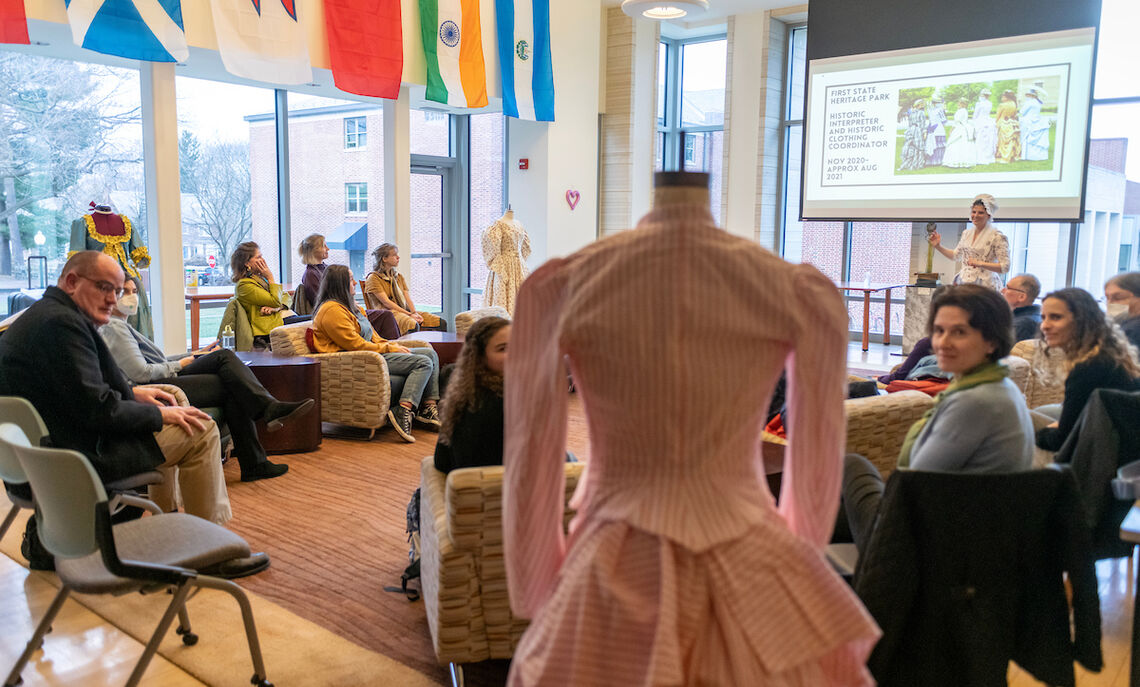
[1002,286,1027,295]
[78,275,124,298]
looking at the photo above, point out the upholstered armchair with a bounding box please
[1008,339,1067,409]
[419,457,583,684]
[268,322,428,438]
[453,306,509,336]
[845,390,934,478]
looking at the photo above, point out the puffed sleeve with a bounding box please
[990,230,1010,274]
[778,265,849,548]
[68,218,88,258]
[503,258,571,618]
[128,220,151,269]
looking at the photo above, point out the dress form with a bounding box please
[481,207,531,315]
[69,201,153,338]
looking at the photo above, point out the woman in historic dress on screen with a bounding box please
[994,90,1021,163]
[925,96,948,166]
[1019,87,1050,162]
[973,88,997,165]
[928,194,1010,291]
[898,98,928,171]
[942,98,976,168]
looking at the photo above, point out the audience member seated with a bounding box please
[840,284,1034,552]
[434,317,510,473]
[363,243,447,335]
[297,233,329,310]
[311,265,442,443]
[1002,272,1042,341]
[1034,287,1140,452]
[100,277,314,482]
[1105,271,1140,350]
[0,252,266,577]
[232,241,289,350]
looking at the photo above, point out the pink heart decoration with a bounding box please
[565,189,580,210]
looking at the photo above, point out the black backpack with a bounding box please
[385,488,421,601]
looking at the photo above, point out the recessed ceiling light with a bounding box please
[621,0,708,20]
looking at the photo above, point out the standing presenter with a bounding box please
[928,193,1010,291]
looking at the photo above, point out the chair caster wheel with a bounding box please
[250,676,273,687]
[180,632,198,646]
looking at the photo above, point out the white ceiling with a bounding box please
[601,0,805,26]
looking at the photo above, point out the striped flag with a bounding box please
[495,0,553,121]
[324,0,402,99]
[0,0,29,44]
[64,0,188,62]
[209,0,311,85]
[418,0,487,108]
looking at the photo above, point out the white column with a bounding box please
[383,88,411,268]
[723,12,766,239]
[139,63,186,353]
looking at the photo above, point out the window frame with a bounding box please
[343,116,367,149]
[345,182,368,214]
[657,34,726,173]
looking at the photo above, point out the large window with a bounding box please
[0,52,144,315]
[656,36,726,223]
[468,113,505,309]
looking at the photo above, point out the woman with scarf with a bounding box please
[928,193,1010,290]
[838,285,1034,552]
[363,243,446,336]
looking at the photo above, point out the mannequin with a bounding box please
[481,205,531,315]
[69,202,153,338]
[502,171,879,686]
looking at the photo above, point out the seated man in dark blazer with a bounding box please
[1003,273,1043,341]
[0,251,264,576]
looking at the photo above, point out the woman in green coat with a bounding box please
[231,241,287,350]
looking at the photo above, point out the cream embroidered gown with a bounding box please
[482,215,531,316]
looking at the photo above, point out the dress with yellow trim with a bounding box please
[69,209,154,339]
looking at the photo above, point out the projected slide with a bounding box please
[802,29,1095,221]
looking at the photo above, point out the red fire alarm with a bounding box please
[518,158,529,170]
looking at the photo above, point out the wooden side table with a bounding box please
[235,351,321,454]
[399,330,465,366]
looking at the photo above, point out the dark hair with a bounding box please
[1001,90,1016,102]
[927,284,1014,362]
[371,243,398,273]
[1042,287,1140,375]
[230,242,259,283]
[314,264,357,316]
[1106,272,1140,298]
[438,316,511,442]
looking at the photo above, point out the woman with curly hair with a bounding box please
[433,316,510,473]
[1035,287,1140,451]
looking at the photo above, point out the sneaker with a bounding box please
[415,404,441,430]
[387,405,416,443]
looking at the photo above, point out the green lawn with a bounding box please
[891,125,1056,175]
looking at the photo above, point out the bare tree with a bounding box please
[182,139,252,277]
[0,53,141,275]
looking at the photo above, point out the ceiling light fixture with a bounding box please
[621,0,708,21]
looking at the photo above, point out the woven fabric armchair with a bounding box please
[1008,339,1067,409]
[845,390,934,478]
[419,457,583,679]
[269,322,429,438]
[453,306,509,336]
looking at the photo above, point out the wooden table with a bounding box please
[234,351,321,454]
[1118,504,1140,685]
[399,330,465,366]
[185,284,294,349]
[835,282,909,351]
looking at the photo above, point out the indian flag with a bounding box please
[419,0,487,108]
[495,0,554,121]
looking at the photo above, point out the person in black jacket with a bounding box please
[433,316,510,473]
[1036,287,1140,451]
[0,252,266,576]
[1001,272,1042,341]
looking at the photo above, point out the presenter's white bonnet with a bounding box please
[972,193,998,217]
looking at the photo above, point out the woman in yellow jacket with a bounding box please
[231,241,288,350]
[312,265,441,443]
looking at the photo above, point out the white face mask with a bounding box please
[117,293,139,317]
[1106,302,1129,321]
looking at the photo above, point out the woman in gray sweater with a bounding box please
[840,284,1035,551]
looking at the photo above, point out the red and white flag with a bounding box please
[208,0,311,85]
[324,0,402,99]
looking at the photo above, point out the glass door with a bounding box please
[409,164,457,321]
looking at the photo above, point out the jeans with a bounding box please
[383,346,440,408]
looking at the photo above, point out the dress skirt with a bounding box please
[507,518,879,687]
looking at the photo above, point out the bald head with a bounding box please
[58,251,125,325]
[1002,273,1040,309]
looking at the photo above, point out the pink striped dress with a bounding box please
[503,202,880,686]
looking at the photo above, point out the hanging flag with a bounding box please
[64,0,188,62]
[0,0,29,44]
[495,0,553,121]
[324,0,402,99]
[419,0,487,108]
[209,0,311,85]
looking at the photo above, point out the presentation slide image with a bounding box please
[819,65,1070,189]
